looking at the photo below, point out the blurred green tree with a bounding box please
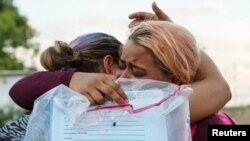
[0,0,39,70]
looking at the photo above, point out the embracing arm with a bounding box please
[189,51,231,123]
[9,69,127,110]
[9,69,76,110]
[129,3,231,123]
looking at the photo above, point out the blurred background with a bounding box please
[0,0,250,126]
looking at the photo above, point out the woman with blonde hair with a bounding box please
[118,20,236,141]
[119,21,200,84]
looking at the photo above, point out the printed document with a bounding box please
[49,90,169,141]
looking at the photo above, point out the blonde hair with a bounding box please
[129,21,200,83]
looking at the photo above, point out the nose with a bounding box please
[118,69,132,78]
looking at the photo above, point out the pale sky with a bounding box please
[12,0,250,106]
[13,0,250,69]
[14,0,250,46]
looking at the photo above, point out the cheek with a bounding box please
[147,68,170,82]
[156,73,172,83]
[114,68,124,77]
[147,74,162,81]
[109,64,119,75]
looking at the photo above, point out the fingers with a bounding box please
[86,75,128,105]
[128,19,142,28]
[87,88,105,105]
[128,2,173,22]
[105,78,128,101]
[70,72,128,105]
[152,2,173,22]
[97,81,127,104]
[84,94,95,105]
[87,74,128,105]
[128,12,155,20]
[128,12,156,28]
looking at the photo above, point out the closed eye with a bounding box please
[132,67,146,77]
[118,59,126,70]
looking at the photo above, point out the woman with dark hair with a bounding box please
[11,32,128,109]
[0,32,128,141]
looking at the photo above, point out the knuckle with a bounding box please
[105,87,113,95]
[91,79,99,84]
[109,75,116,80]
[89,79,101,87]
[111,83,119,90]
[86,95,94,105]
[96,96,104,103]
[116,97,123,104]
[97,98,104,105]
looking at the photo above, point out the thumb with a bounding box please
[152,2,173,22]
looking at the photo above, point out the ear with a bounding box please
[103,55,114,74]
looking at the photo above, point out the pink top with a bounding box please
[9,69,76,110]
[191,112,237,140]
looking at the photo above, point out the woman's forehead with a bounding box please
[121,40,157,68]
[121,41,147,58]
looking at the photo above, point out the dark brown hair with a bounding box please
[40,33,122,72]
